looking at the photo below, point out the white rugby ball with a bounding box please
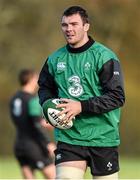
[42,98,73,129]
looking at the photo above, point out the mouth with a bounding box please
[66,34,75,39]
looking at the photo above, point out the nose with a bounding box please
[66,24,72,31]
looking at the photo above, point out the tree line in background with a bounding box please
[0,0,140,155]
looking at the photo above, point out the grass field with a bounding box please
[0,156,140,179]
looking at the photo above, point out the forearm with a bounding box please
[81,89,125,114]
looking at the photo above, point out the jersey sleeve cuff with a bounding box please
[80,100,89,113]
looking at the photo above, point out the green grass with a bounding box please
[0,156,44,179]
[0,156,140,179]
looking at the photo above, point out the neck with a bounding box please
[66,36,95,53]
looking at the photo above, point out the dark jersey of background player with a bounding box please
[10,91,50,158]
[9,69,55,179]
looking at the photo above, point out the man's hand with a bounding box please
[47,142,56,158]
[40,119,54,130]
[56,98,82,122]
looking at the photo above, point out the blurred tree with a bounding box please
[0,0,140,155]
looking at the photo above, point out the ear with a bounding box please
[84,23,90,32]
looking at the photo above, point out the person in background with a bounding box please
[38,6,125,180]
[9,69,56,179]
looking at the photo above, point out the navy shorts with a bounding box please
[54,141,119,176]
[14,140,53,170]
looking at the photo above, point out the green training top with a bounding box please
[45,40,124,147]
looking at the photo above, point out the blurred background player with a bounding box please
[9,69,56,179]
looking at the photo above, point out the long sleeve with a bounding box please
[38,59,58,106]
[81,59,125,114]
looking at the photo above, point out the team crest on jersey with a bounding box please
[57,62,66,71]
[68,75,83,97]
[84,62,91,70]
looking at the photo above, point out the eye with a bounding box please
[61,23,68,27]
[71,22,78,26]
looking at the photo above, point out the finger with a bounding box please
[68,115,75,122]
[60,98,70,103]
[56,103,67,108]
[64,111,73,120]
[61,116,69,122]
[58,108,69,116]
[62,114,75,124]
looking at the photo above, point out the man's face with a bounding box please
[61,13,89,47]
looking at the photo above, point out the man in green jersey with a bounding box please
[38,6,125,179]
[10,69,56,179]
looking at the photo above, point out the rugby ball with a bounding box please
[42,98,73,129]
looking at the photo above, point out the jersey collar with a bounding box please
[66,36,95,53]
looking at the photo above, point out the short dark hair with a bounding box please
[18,69,36,86]
[62,6,89,24]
